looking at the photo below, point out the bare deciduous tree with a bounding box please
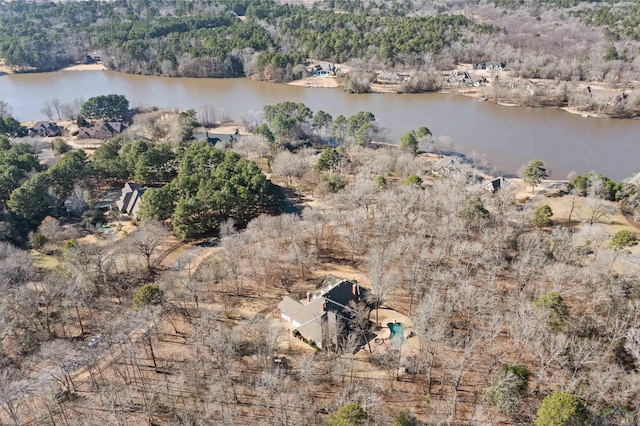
[585,195,617,226]
[41,102,54,121]
[625,328,640,367]
[128,220,169,271]
[365,245,399,325]
[0,243,35,291]
[0,100,11,119]
[271,150,310,188]
[0,367,35,425]
[51,98,62,120]
[198,104,218,127]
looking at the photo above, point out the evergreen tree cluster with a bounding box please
[0,0,497,76]
[139,142,284,240]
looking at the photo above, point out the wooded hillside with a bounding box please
[0,100,639,424]
[1,0,638,85]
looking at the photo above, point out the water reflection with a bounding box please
[1,70,638,180]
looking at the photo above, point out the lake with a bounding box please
[1,70,638,180]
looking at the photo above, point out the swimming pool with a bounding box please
[387,322,406,348]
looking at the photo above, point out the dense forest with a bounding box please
[2,0,640,115]
[0,0,491,78]
[0,94,640,424]
[1,0,639,84]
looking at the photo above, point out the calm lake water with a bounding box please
[1,70,639,180]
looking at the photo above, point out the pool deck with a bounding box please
[367,307,418,354]
[373,307,414,328]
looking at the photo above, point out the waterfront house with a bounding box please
[78,120,127,140]
[27,121,62,137]
[202,130,239,145]
[376,72,404,84]
[472,61,506,71]
[432,156,462,175]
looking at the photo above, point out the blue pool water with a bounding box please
[387,322,406,348]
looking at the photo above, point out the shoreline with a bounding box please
[0,62,107,75]
[286,74,619,118]
[61,63,107,72]
[0,61,632,119]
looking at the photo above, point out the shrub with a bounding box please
[393,409,418,426]
[374,175,387,189]
[52,138,71,154]
[132,284,164,310]
[403,174,423,188]
[62,238,78,257]
[610,230,638,249]
[535,392,589,426]
[32,232,48,249]
[81,208,105,228]
[532,204,553,227]
[327,402,367,426]
[320,172,347,193]
[486,364,529,416]
[534,292,569,331]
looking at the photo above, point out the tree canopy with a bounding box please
[7,173,53,227]
[567,172,621,200]
[315,147,346,172]
[80,95,130,119]
[486,364,529,416]
[0,141,41,208]
[535,392,589,426]
[139,142,284,240]
[522,159,548,193]
[263,102,312,141]
[132,284,164,310]
[327,402,367,426]
[610,230,638,249]
[0,0,495,77]
[0,116,27,138]
[532,204,554,228]
[400,131,419,154]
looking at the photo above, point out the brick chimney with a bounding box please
[352,283,360,296]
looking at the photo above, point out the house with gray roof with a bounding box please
[376,71,404,84]
[78,120,127,140]
[277,275,368,350]
[194,130,241,145]
[472,61,506,71]
[116,182,146,218]
[432,156,462,175]
[27,121,62,137]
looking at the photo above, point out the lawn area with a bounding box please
[30,249,60,269]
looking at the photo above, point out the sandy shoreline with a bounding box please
[287,74,609,118]
[287,76,340,88]
[62,63,107,72]
[0,62,106,74]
